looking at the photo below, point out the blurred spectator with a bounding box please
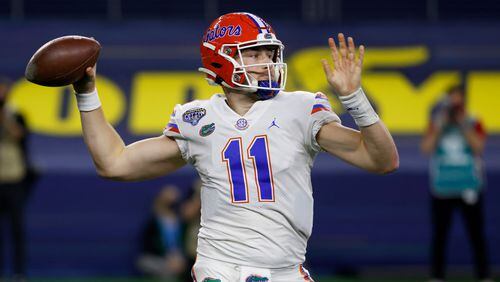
[1,77,37,282]
[421,85,493,282]
[137,185,187,279]
[180,180,201,282]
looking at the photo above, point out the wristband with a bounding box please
[75,88,101,112]
[339,88,379,127]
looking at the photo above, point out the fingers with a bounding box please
[328,37,339,67]
[321,58,333,78]
[327,34,365,71]
[86,64,97,77]
[338,33,347,62]
[330,34,357,66]
[358,45,365,67]
[347,36,355,62]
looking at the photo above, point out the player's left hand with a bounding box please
[321,33,364,96]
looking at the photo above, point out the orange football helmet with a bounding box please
[199,12,287,100]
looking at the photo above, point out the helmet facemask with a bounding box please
[220,37,287,100]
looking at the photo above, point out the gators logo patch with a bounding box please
[245,275,269,282]
[199,123,215,137]
[202,278,221,282]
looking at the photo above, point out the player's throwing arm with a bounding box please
[25,36,186,181]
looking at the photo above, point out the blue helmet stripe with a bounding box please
[247,14,267,33]
[246,14,263,33]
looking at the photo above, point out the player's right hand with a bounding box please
[73,65,96,94]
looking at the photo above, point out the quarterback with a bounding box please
[72,12,399,282]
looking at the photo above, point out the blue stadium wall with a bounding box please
[0,20,499,276]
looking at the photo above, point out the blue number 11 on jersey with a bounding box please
[222,135,275,203]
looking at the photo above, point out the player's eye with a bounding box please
[243,51,258,58]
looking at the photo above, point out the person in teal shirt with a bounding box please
[421,85,492,282]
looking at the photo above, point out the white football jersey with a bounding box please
[163,90,340,268]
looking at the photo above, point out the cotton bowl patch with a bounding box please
[183,108,206,126]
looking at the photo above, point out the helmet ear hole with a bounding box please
[211,62,222,68]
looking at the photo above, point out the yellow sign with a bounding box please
[10,76,125,136]
[8,46,500,136]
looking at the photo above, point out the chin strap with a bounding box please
[255,81,280,100]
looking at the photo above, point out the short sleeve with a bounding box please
[162,104,192,163]
[308,92,341,152]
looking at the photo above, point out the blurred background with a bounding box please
[0,0,499,281]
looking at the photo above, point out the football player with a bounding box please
[72,12,399,282]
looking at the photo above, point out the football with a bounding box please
[25,35,101,87]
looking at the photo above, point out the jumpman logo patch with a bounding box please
[268,118,280,129]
